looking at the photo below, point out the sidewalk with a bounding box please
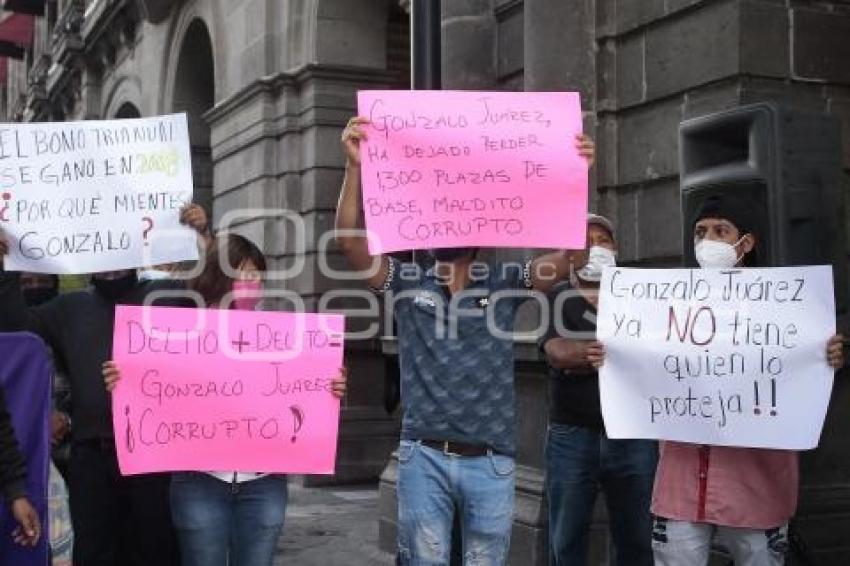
[274,480,395,565]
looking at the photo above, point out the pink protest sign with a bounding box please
[356,90,587,253]
[111,305,345,476]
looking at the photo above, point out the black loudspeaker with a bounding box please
[2,0,45,16]
[679,102,847,313]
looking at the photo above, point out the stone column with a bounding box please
[520,0,604,562]
[206,0,402,485]
[440,0,497,89]
[523,0,609,562]
[525,0,598,209]
[289,0,403,484]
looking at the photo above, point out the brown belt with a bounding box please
[420,439,492,457]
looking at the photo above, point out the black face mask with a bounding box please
[23,287,58,307]
[91,272,138,302]
[431,247,476,262]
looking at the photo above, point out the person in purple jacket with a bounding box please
[0,382,41,548]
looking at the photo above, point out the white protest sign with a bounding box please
[0,113,198,274]
[597,266,835,450]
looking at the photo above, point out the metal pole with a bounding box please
[410,0,441,90]
[410,7,461,563]
[410,0,441,270]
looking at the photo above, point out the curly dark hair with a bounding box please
[189,233,267,306]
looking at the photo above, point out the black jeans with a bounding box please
[67,440,179,566]
[545,424,657,566]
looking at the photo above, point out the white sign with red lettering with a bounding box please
[597,266,835,450]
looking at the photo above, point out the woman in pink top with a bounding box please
[104,234,348,566]
[589,195,845,566]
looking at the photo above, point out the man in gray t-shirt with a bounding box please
[336,116,595,565]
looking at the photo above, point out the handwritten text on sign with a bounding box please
[597,266,835,450]
[0,114,198,274]
[356,91,587,253]
[112,306,345,475]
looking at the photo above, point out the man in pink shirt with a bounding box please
[590,194,845,565]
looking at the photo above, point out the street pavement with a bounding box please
[274,480,395,565]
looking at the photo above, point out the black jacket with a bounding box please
[0,384,27,501]
[0,272,186,441]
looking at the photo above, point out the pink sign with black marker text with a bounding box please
[356,90,587,253]
[111,305,345,475]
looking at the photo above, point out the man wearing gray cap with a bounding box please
[540,214,657,566]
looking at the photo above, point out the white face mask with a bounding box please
[137,269,172,281]
[576,246,617,282]
[694,237,744,268]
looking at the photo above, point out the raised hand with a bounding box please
[179,203,210,236]
[331,366,348,399]
[575,134,595,167]
[586,341,606,369]
[341,117,370,167]
[0,227,8,268]
[827,334,845,369]
[103,360,123,392]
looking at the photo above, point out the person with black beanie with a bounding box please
[589,194,845,566]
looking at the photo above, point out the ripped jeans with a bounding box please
[396,440,515,566]
[652,518,788,566]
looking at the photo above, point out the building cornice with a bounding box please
[203,73,294,125]
[204,64,393,125]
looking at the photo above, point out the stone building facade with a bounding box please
[1,0,411,484]
[2,0,849,564]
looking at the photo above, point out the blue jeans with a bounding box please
[397,440,515,565]
[169,472,288,566]
[545,424,657,566]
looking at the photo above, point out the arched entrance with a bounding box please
[114,102,141,119]
[386,0,411,89]
[171,19,215,213]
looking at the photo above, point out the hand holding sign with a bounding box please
[826,334,845,368]
[341,117,371,168]
[179,203,211,245]
[586,341,606,369]
[575,134,595,167]
[0,227,8,265]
